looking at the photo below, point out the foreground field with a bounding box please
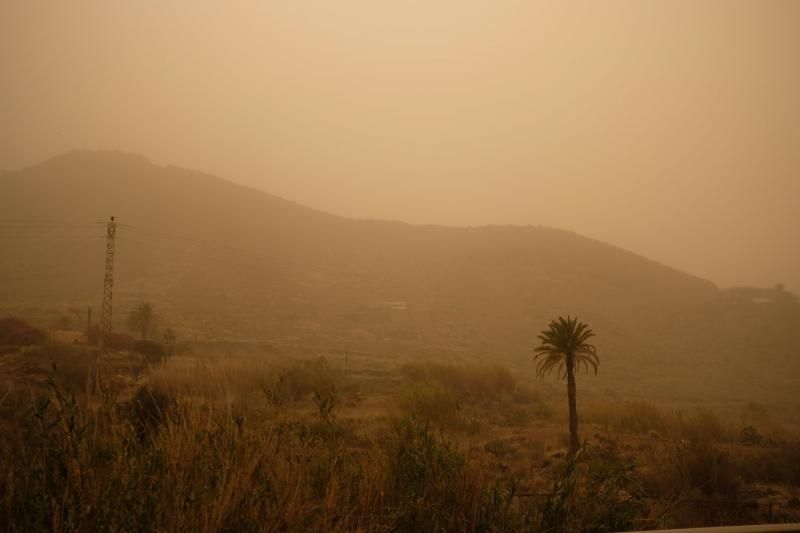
[1,335,800,532]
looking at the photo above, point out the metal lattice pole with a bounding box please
[99,216,117,350]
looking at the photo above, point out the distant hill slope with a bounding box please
[1,151,797,405]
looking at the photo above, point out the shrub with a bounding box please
[0,316,46,346]
[584,402,734,444]
[386,416,464,500]
[276,356,338,402]
[401,380,461,428]
[381,416,478,531]
[129,385,176,442]
[584,400,668,435]
[736,442,800,485]
[674,409,728,443]
[682,439,739,498]
[26,341,92,389]
[86,325,135,350]
[739,425,764,446]
[617,401,669,434]
[400,361,516,402]
[133,340,168,365]
[536,440,646,532]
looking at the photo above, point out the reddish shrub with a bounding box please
[0,316,47,346]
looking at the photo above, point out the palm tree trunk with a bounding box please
[566,354,579,457]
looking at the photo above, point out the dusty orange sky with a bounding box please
[1,1,798,291]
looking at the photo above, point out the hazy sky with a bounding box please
[1,1,798,291]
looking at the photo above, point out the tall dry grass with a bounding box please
[1,346,797,531]
[0,355,544,531]
[582,400,746,443]
[399,361,551,429]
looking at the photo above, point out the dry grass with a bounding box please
[1,342,799,531]
[581,399,757,444]
[400,361,516,400]
[399,361,552,430]
[0,370,521,531]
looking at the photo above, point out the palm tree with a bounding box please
[534,316,599,457]
[127,302,156,341]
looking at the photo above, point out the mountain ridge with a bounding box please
[1,149,719,290]
[0,149,720,341]
[4,150,798,405]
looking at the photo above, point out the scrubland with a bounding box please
[1,325,799,532]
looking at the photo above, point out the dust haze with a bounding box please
[2,2,800,531]
[1,0,798,291]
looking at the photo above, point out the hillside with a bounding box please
[1,151,797,405]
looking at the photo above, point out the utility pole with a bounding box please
[99,216,117,352]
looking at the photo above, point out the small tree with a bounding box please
[534,316,599,457]
[127,302,156,341]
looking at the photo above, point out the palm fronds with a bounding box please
[533,316,599,380]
